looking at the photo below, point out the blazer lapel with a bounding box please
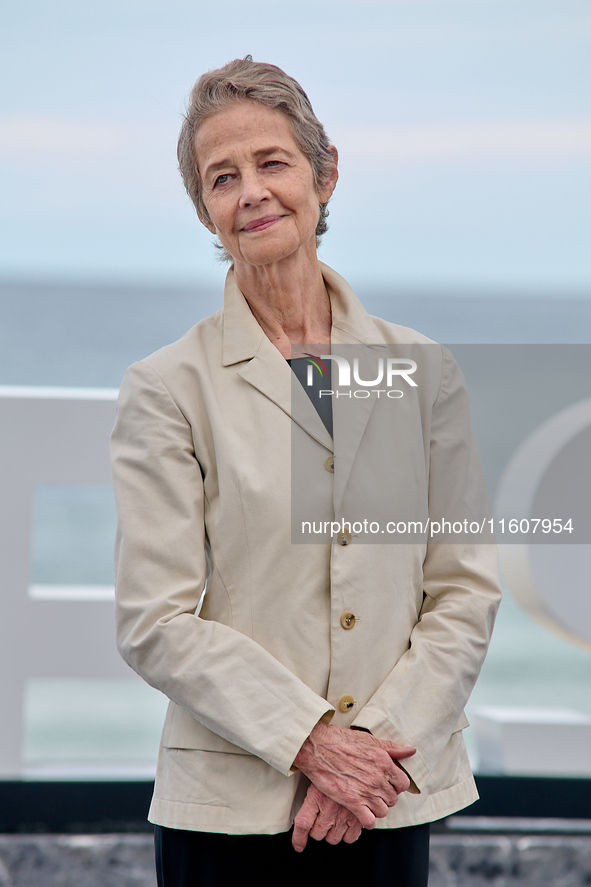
[221,263,390,507]
[321,264,388,515]
[222,267,333,452]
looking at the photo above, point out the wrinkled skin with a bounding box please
[292,784,363,852]
[292,723,416,851]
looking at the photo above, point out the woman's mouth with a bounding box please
[242,216,283,233]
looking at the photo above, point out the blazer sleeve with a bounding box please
[110,361,333,777]
[351,346,502,790]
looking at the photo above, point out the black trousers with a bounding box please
[155,822,430,887]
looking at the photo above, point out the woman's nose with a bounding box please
[238,170,268,208]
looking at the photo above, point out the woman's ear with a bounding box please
[319,145,339,203]
[197,211,216,235]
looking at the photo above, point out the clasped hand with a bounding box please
[291,722,416,852]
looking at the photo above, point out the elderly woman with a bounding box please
[111,57,501,887]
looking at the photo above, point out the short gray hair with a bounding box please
[177,56,336,254]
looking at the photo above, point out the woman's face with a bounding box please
[194,101,337,269]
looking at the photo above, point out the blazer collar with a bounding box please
[220,263,388,477]
[321,263,386,348]
[220,266,329,450]
[222,266,267,367]
[221,262,386,366]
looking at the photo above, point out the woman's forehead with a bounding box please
[194,102,300,168]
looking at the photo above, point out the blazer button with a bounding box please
[337,529,352,546]
[340,611,356,630]
[338,695,355,712]
[324,455,334,473]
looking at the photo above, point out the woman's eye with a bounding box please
[214,173,230,187]
[264,160,284,169]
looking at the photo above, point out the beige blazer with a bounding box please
[111,263,501,834]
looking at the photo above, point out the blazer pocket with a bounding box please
[160,700,253,755]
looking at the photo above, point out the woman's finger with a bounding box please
[373,775,400,808]
[389,766,411,794]
[366,796,389,819]
[342,818,363,844]
[350,804,377,829]
[323,800,358,845]
[309,808,335,841]
[292,790,320,852]
[324,816,350,845]
[380,743,417,760]
[292,819,311,852]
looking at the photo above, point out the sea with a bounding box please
[2,277,591,777]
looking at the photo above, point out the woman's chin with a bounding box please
[234,234,315,270]
[236,245,297,269]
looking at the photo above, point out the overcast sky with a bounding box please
[1,0,590,294]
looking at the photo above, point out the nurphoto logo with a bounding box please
[305,354,418,399]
